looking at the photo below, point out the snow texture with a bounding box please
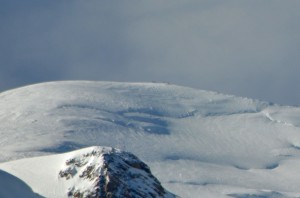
[1,81,300,197]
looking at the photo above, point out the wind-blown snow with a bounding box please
[1,81,300,197]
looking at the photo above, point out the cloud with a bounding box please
[0,0,299,105]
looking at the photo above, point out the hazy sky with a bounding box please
[1,1,300,105]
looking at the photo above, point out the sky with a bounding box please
[0,0,299,106]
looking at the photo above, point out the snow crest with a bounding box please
[58,147,177,198]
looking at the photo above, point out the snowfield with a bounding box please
[1,81,300,197]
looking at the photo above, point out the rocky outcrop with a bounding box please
[59,147,178,198]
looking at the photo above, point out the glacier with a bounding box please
[1,81,300,197]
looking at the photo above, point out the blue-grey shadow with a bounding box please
[40,141,86,153]
[228,191,285,198]
[0,170,45,198]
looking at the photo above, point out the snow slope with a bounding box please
[0,170,43,198]
[0,146,177,198]
[1,81,300,197]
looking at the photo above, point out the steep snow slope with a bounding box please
[0,146,177,198]
[0,170,43,198]
[1,81,300,197]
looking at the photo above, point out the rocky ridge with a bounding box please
[59,147,178,198]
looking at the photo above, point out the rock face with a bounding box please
[59,147,178,198]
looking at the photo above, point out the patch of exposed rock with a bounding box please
[59,147,178,198]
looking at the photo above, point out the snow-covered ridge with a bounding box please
[0,81,267,161]
[0,146,178,198]
[1,81,300,197]
[60,146,177,198]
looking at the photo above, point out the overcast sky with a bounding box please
[1,0,300,105]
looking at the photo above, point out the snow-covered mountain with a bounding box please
[1,81,300,197]
[0,146,177,198]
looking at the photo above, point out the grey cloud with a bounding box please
[0,0,299,105]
